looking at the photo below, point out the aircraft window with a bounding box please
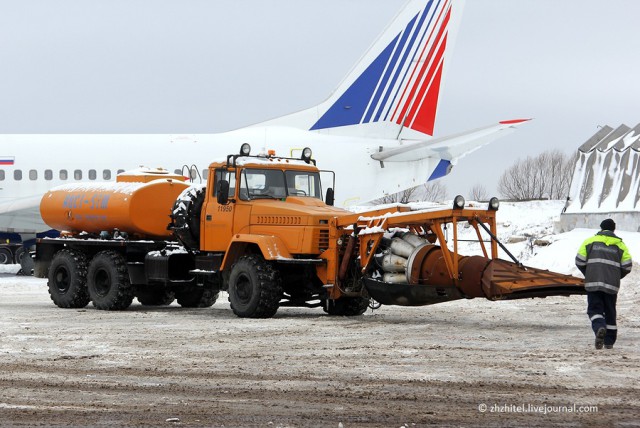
[174,169,181,175]
[29,170,37,180]
[89,169,97,180]
[59,170,68,180]
[0,170,4,181]
[74,170,82,180]
[103,170,111,180]
[14,170,22,181]
[45,169,53,180]
[117,169,124,174]
[202,169,209,180]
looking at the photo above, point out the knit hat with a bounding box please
[600,218,615,231]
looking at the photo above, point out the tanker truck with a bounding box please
[35,144,585,317]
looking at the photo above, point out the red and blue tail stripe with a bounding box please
[362,12,422,125]
[310,0,451,136]
[379,0,443,125]
[392,1,450,134]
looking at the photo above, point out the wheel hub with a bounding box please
[93,269,111,297]
[54,267,70,293]
[235,274,252,304]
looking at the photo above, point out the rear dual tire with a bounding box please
[136,288,175,306]
[176,288,219,308]
[87,251,134,310]
[0,248,12,265]
[48,249,214,311]
[47,249,91,308]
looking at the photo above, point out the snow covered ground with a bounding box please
[0,200,638,427]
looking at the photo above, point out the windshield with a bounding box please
[285,170,321,198]
[239,168,322,200]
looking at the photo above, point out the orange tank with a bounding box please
[40,178,191,239]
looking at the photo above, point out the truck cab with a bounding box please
[169,144,358,317]
[204,146,341,253]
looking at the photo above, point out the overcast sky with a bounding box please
[1,0,639,198]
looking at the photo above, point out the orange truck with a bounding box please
[35,145,585,317]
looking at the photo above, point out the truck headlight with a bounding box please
[301,147,312,162]
[453,195,465,209]
[488,197,500,210]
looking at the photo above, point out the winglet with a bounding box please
[499,118,532,125]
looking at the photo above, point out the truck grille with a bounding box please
[256,215,302,225]
[317,229,329,252]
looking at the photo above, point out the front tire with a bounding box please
[87,251,134,310]
[228,255,282,318]
[47,249,90,308]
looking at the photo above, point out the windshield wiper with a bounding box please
[249,192,277,200]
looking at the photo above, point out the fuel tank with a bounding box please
[40,171,189,239]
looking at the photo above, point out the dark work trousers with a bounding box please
[587,291,618,346]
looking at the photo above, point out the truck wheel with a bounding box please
[136,288,175,306]
[87,251,134,310]
[17,248,35,276]
[13,246,25,264]
[228,255,282,318]
[47,249,90,308]
[0,247,12,264]
[176,285,219,308]
[323,297,370,316]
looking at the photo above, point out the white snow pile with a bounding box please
[483,200,640,276]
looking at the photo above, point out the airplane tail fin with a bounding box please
[256,0,463,140]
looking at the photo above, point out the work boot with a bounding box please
[595,327,606,349]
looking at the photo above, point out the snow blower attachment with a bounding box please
[320,198,585,307]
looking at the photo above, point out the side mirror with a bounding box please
[217,180,230,205]
[325,188,334,206]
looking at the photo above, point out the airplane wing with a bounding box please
[0,195,46,233]
[371,119,531,163]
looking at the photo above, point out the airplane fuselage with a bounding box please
[0,128,442,233]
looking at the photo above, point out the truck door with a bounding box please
[202,168,237,251]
